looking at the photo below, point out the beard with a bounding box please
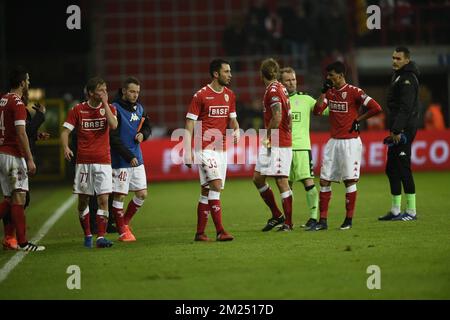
[218,77,229,87]
[22,87,29,105]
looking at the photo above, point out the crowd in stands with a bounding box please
[222,0,349,69]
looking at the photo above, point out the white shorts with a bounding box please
[112,164,147,195]
[320,137,362,182]
[196,149,227,189]
[0,153,29,196]
[74,163,113,196]
[254,146,292,177]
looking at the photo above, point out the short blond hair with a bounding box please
[260,58,280,81]
[279,67,295,80]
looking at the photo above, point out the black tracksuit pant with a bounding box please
[385,130,417,195]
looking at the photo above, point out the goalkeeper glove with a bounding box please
[321,79,333,93]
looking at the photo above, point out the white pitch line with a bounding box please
[0,195,77,284]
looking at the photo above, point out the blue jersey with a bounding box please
[111,102,144,168]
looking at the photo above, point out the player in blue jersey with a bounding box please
[110,77,151,242]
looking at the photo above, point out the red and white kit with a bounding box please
[0,93,29,195]
[186,84,237,187]
[63,101,117,195]
[255,81,292,176]
[314,84,381,181]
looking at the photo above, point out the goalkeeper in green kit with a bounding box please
[279,67,328,231]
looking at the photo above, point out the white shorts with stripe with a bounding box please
[74,163,112,195]
[0,153,29,196]
[320,137,362,182]
[196,149,227,189]
[112,164,147,195]
[254,146,292,177]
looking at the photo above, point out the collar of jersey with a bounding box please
[207,84,224,94]
[266,80,278,89]
[86,101,102,109]
[335,83,349,91]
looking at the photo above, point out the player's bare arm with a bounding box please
[16,124,36,175]
[267,102,282,140]
[60,127,74,161]
[229,117,240,144]
[313,94,327,115]
[184,118,195,167]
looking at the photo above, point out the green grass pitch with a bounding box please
[1,172,449,299]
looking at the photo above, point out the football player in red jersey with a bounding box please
[0,66,44,251]
[61,77,118,248]
[313,61,382,230]
[254,58,294,232]
[2,90,49,250]
[184,59,240,242]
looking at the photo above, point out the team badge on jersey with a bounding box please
[341,92,347,99]
[100,108,105,116]
[224,93,229,102]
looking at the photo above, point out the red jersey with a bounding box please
[186,85,237,150]
[63,101,116,164]
[317,84,376,139]
[263,81,292,147]
[0,93,27,157]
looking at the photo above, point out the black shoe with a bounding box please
[378,211,399,221]
[262,216,285,232]
[301,218,317,230]
[276,224,293,232]
[340,217,352,230]
[314,218,328,231]
[18,242,45,251]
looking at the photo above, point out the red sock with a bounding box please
[96,213,108,237]
[281,191,293,226]
[209,199,224,234]
[0,198,11,220]
[112,206,126,234]
[3,215,16,238]
[319,190,332,219]
[259,186,283,218]
[196,198,209,235]
[11,204,27,245]
[79,210,92,236]
[345,191,357,218]
[124,197,142,226]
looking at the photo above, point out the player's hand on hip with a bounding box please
[135,132,144,143]
[26,159,36,176]
[349,119,360,133]
[64,147,74,161]
[130,158,139,167]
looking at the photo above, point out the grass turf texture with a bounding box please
[1,172,449,299]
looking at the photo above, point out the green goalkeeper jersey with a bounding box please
[290,91,328,150]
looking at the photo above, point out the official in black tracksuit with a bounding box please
[379,47,419,221]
